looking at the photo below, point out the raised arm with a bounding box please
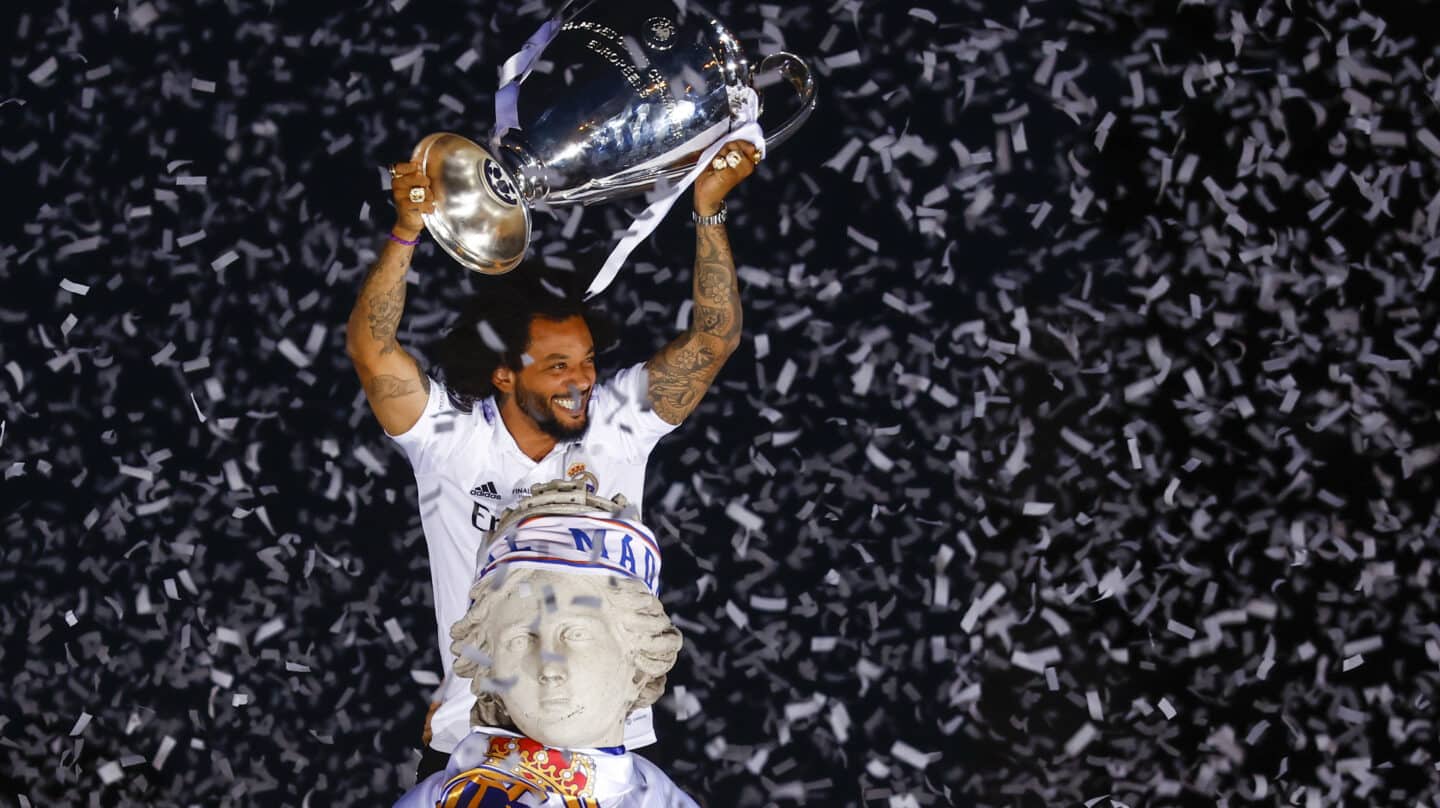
[345,161,435,436]
[645,141,760,425]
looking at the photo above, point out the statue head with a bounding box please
[450,483,681,748]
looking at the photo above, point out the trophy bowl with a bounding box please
[412,133,532,275]
[416,0,817,275]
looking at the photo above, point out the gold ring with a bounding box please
[389,164,400,178]
[725,152,743,169]
[751,151,762,164]
[409,187,426,203]
[711,156,728,172]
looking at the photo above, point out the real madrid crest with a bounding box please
[643,16,677,51]
[567,463,599,494]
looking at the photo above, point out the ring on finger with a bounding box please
[389,164,401,178]
[409,187,426,203]
[725,151,743,169]
[711,156,728,172]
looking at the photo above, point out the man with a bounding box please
[394,483,694,807]
[344,140,760,777]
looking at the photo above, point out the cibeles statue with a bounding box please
[395,481,697,807]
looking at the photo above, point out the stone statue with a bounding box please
[453,567,681,749]
[394,481,699,807]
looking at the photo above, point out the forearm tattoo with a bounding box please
[646,223,742,424]
[693,224,741,343]
[351,241,430,407]
[359,245,411,356]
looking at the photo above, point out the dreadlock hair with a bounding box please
[429,274,617,412]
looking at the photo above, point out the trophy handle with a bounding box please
[753,52,817,150]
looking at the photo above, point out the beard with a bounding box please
[514,378,590,441]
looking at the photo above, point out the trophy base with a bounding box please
[412,132,531,275]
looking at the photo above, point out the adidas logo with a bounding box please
[469,481,502,500]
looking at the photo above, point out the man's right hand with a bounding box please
[390,161,436,240]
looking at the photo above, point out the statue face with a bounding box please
[485,571,641,748]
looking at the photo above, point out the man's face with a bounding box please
[511,315,597,441]
[485,571,639,749]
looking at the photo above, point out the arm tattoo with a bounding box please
[366,275,407,355]
[355,243,412,355]
[645,223,742,424]
[349,239,431,431]
[647,340,722,419]
[693,302,731,334]
[364,356,430,401]
[366,374,422,401]
[693,225,741,343]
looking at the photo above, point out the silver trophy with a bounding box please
[412,0,817,274]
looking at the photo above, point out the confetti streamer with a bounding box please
[5,1,1440,806]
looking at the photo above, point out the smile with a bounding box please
[553,395,587,415]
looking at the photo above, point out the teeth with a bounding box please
[553,391,588,413]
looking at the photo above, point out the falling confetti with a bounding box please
[2,0,1440,806]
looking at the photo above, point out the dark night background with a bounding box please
[3,0,1440,805]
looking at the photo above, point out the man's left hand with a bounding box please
[694,140,761,217]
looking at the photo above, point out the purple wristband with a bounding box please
[388,232,420,247]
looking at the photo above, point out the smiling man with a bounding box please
[345,141,759,778]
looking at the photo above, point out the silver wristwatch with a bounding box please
[692,202,727,226]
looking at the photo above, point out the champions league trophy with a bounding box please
[412,0,817,277]
[394,481,697,806]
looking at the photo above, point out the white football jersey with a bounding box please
[387,362,676,753]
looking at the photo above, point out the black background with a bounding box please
[3,0,1440,805]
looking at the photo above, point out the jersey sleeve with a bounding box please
[589,362,679,461]
[385,377,466,476]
